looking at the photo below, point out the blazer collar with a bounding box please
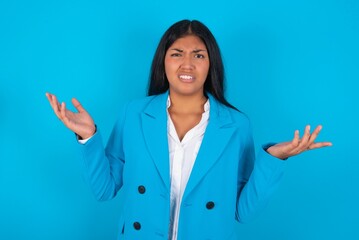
[141,91,236,196]
[183,94,236,200]
[142,91,233,126]
[141,92,170,190]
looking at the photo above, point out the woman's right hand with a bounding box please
[46,92,96,139]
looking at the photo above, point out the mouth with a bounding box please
[178,74,195,83]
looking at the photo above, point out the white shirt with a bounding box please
[167,97,210,240]
[79,97,210,240]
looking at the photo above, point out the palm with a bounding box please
[61,107,94,134]
[46,93,96,139]
[267,125,332,160]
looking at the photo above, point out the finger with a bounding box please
[48,94,62,119]
[72,98,86,113]
[300,125,311,144]
[45,92,52,102]
[49,94,60,110]
[45,92,56,109]
[54,95,61,110]
[288,125,312,154]
[307,125,322,145]
[294,125,310,151]
[45,92,56,110]
[60,102,69,122]
[291,130,300,148]
[308,141,333,150]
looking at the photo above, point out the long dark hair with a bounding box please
[148,19,237,110]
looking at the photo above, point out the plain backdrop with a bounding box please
[1,0,358,239]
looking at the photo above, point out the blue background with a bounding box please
[1,0,358,239]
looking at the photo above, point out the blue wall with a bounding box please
[1,0,358,239]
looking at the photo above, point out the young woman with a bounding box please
[46,20,332,240]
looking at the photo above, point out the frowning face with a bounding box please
[164,35,210,98]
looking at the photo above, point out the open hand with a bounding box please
[266,125,332,160]
[46,92,96,139]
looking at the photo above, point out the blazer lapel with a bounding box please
[141,92,170,191]
[183,95,236,200]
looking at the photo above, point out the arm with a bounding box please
[78,109,127,201]
[46,92,127,201]
[236,124,332,223]
[236,128,285,223]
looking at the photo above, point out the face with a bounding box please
[164,35,210,98]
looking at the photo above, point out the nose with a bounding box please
[180,54,194,70]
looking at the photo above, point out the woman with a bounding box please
[46,20,332,240]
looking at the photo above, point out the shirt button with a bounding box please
[206,201,215,210]
[138,185,146,194]
[133,222,141,230]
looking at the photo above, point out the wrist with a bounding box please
[77,125,97,140]
[266,145,288,160]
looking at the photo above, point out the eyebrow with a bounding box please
[193,49,207,53]
[170,48,207,53]
[171,48,183,52]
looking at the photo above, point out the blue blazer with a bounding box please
[79,92,285,240]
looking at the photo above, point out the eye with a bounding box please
[170,53,182,57]
[194,54,205,59]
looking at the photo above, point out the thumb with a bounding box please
[71,98,86,113]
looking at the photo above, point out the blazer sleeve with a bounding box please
[236,124,286,223]
[77,103,129,201]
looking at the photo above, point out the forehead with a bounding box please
[169,35,207,50]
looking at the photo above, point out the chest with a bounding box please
[169,111,202,141]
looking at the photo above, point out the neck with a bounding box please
[169,92,207,114]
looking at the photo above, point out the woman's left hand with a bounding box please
[266,125,332,160]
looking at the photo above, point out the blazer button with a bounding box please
[133,222,141,230]
[206,201,215,210]
[138,185,146,194]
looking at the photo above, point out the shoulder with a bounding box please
[210,96,251,128]
[118,92,168,118]
[122,92,165,109]
[212,101,253,143]
[225,106,251,133]
[228,107,250,125]
[126,95,158,110]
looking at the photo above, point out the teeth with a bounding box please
[179,75,193,80]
